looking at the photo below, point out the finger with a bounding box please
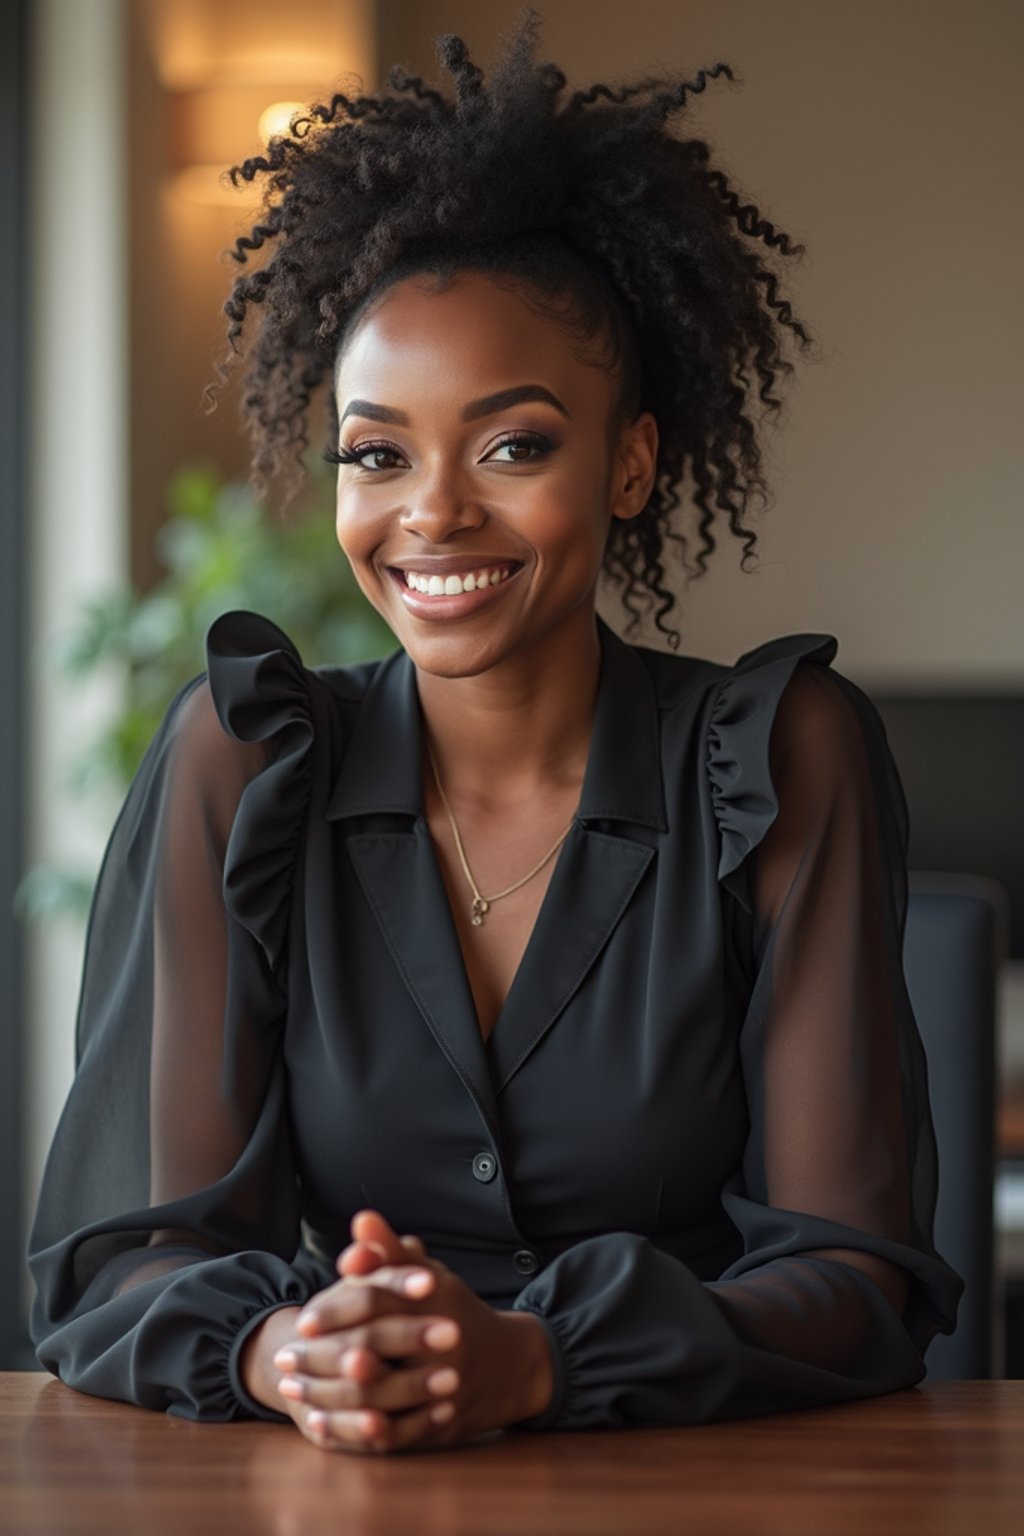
[279,1359,460,1415]
[302,1404,382,1452]
[351,1209,405,1261]
[336,1233,430,1281]
[310,1399,454,1455]
[347,1214,433,1283]
[363,1398,458,1454]
[296,1267,436,1335]
[336,1240,388,1279]
[275,1336,387,1382]
[360,1263,436,1298]
[336,1342,387,1387]
[389,1396,458,1451]
[274,1315,461,1378]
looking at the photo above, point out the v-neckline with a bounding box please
[422,812,576,1052]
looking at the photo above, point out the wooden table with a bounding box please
[2,1374,1022,1535]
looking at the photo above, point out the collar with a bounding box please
[325,615,667,832]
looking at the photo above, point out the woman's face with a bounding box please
[333,268,657,678]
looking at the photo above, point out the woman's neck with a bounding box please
[414,611,602,809]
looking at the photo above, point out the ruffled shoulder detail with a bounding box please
[205,610,314,973]
[706,632,839,915]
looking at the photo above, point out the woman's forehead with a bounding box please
[335,270,615,405]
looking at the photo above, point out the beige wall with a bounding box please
[128,0,377,590]
[377,0,1023,685]
[129,0,1023,684]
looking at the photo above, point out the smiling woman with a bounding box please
[328,270,657,683]
[27,7,962,1456]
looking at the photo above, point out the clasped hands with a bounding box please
[269,1209,553,1454]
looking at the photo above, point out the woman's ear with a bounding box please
[610,410,659,522]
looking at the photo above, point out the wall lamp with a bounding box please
[169,83,319,206]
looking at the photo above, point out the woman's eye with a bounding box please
[349,442,404,471]
[487,431,555,463]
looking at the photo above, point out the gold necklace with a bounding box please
[425,740,574,927]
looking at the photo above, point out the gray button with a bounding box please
[472,1151,497,1183]
[513,1249,538,1275]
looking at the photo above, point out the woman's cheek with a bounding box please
[336,505,390,604]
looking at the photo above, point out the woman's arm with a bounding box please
[704,661,917,1366]
[28,627,322,1422]
[505,657,962,1430]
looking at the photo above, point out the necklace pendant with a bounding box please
[471,896,489,927]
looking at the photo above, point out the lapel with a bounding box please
[326,619,667,1123]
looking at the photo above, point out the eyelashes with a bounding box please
[322,441,389,467]
[322,429,556,471]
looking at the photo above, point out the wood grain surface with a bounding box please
[2,1373,1022,1535]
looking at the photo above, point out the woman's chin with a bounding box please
[396,627,508,679]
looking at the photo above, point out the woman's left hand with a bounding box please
[274,1210,553,1453]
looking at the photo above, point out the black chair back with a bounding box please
[903,872,1009,1378]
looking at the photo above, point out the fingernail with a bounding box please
[404,1271,433,1295]
[426,1368,459,1395]
[273,1350,298,1371]
[424,1321,459,1350]
[430,1400,455,1424]
[278,1377,304,1399]
[296,1312,318,1334]
[307,1410,327,1432]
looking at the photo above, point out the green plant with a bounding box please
[15,460,395,926]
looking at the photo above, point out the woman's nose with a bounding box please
[399,474,486,541]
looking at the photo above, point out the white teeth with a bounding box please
[401,564,512,597]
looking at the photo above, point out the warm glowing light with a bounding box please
[173,166,262,208]
[258,100,307,143]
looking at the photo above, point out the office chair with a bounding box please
[902,872,1009,1378]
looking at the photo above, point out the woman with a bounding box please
[28,12,962,1454]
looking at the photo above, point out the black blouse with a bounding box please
[27,610,963,1430]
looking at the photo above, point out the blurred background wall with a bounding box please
[8,0,1023,1364]
[127,0,377,589]
[379,0,1023,688]
[123,0,1024,682]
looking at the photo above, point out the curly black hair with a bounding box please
[209,7,813,647]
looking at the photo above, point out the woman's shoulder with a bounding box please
[621,628,888,910]
[202,608,391,740]
[168,609,397,969]
[629,628,840,706]
[152,609,379,803]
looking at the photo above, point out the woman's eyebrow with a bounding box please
[339,384,571,426]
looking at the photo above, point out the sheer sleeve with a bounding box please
[27,612,324,1422]
[509,635,963,1431]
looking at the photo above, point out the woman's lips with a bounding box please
[387,561,523,619]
